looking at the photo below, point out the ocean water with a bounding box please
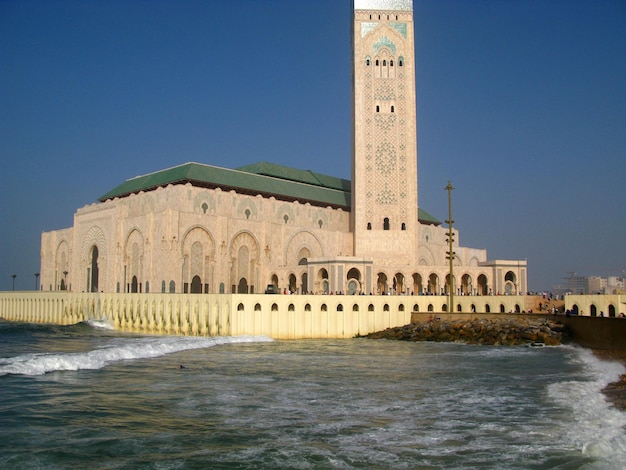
[1,319,625,469]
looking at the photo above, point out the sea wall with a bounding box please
[0,292,529,339]
[560,315,626,350]
[0,292,412,339]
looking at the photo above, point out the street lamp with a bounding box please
[445,181,455,313]
[34,272,40,291]
[11,274,16,291]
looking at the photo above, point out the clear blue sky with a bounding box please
[1,0,624,292]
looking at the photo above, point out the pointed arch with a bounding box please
[230,231,260,294]
[182,226,216,293]
[285,230,324,265]
[125,228,145,293]
[81,225,107,292]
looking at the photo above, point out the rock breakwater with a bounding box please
[367,317,568,346]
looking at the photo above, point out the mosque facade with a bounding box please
[39,0,527,298]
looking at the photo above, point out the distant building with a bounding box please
[40,0,527,297]
[559,273,625,295]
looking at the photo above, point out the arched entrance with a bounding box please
[191,275,203,293]
[347,268,361,295]
[377,272,388,294]
[318,268,329,294]
[288,274,297,294]
[428,273,438,295]
[301,272,308,293]
[477,274,488,295]
[412,273,423,295]
[461,274,472,295]
[393,273,404,294]
[237,277,248,294]
[89,246,99,292]
[505,271,517,294]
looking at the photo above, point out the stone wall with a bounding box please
[0,292,529,339]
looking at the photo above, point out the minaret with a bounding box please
[352,0,418,265]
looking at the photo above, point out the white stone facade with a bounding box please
[39,1,527,300]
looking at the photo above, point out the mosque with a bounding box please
[39,0,527,298]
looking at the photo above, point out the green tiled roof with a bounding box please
[236,162,351,193]
[98,161,440,225]
[98,162,351,209]
[418,208,440,225]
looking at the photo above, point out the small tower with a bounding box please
[352,0,418,265]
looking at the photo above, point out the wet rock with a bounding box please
[367,317,568,346]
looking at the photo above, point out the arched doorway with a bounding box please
[318,268,329,294]
[412,273,423,295]
[505,271,517,294]
[90,246,99,292]
[428,273,438,295]
[477,274,488,295]
[461,274,472,295]
[377,272,388,294]
[191,275,203,293]
[393,273,404,294]
[347,268,361,295]
[301,272,308,294]
[131,275,139,293]
[444,274,454,294]
[237,277,248,294]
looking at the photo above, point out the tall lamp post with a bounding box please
[11,274,16,291]
[445,182,455,314]
[34,272,40,291]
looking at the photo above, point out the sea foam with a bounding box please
[0,334,273,377]
[549,346,626,469]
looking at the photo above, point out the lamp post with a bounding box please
[34,272,40,291]
[11,274,16,291]
[445,181,455,314]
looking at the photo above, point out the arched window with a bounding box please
[390,60,394,67]
[366,58,370,66]
[376,105,380,113]
[367,222,372,230]
[383,218,390,230]
[391,105,395,113]
[401,222,406,230]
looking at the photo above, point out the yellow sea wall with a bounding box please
[0,292,531,339]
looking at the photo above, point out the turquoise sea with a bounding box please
[1,319,625,469]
